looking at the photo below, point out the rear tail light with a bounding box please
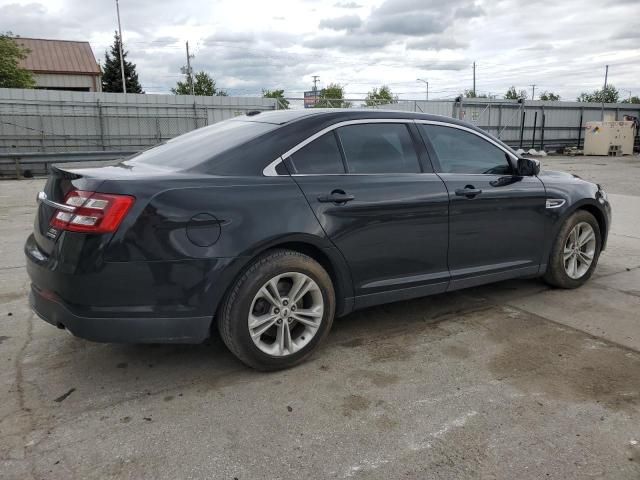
[50,190,135,234]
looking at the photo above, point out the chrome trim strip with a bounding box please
[545,198,566,209]
[36,191,76,212]
[263,157,283,177]
[262,117,518,177]
[262,118,410,177]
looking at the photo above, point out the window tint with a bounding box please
[127,119,277,170]
[288,132,345,174]
[337,124,420,174]
[420,124,512,175]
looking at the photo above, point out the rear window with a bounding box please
[125,119,277,169]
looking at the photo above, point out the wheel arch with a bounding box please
[210,233,354,334]
[562,199,608,251]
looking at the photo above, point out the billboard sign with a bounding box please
[304,90,319,108]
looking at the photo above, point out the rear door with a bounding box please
[287,120,450,308]
[417,122,547,289]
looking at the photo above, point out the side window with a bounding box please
[288,132,345,174]
[420,124,512,175]
[336,123,421,174]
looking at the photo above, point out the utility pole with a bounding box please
[185,41,194,95]
[472,61,476,97]
[417,78,429,101]
[115,0,126,94]
[530,84,536,100]
[312,75,320,92]
[603,65,609,90]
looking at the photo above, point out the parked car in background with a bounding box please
[25,109,611,370]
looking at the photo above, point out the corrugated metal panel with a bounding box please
[0,88,277,153]
[14,37,101,74]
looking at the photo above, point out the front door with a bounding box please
[287,122,450,307]
[417,122,547,290]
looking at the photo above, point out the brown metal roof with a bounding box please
[13,37,101,75]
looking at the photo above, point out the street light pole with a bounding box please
[417,78,429,101]
[115,0,126,94]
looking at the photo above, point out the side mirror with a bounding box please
[517,157,541,176]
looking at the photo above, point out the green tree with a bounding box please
[102,32,143,93]
[539,91,560,101]
[0,34,35,88]
[577,85,619,103]
[463,89,487,99]
[315,83,351,108]
[504,86,527,100]
[364,85,397,106]
[622,95,640,104]
[262,88,289,109]
[172,71,227,96]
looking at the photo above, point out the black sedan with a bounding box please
[25,109,611,370]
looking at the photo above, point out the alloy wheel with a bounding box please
[563,221,596,279]
[248,272,324,356]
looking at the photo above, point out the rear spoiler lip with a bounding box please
[50,164,84,180]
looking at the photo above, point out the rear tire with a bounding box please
[217,249,335,371]
[543,210,601,288]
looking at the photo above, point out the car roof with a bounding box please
[234,108,469,127]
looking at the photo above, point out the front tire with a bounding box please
[217,249,335,371]
[543,210,601,288]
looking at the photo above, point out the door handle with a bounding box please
[317,191,355,204]
[454,186,483,198]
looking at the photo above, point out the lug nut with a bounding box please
[274,308,280,314]
[288,317,293,323]
[283,300,288,306]
[291,305,296,311]
[277,319,282,324]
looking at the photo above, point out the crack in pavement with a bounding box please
[14,311,37,480]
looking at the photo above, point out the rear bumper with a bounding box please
[29,283,211,343]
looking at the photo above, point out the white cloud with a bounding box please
[0,0,638,100]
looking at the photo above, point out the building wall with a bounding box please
[33,73,101,92]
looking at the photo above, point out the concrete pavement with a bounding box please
[1,155,639,479]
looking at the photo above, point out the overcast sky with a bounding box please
[1,0,638,101]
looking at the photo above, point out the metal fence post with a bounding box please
[519,111,526,149]
[155,117,161,143]
[497,104,503,139]
[193,101,198,130]
[97,100,106,151]
[577,110,583,148]
[540,113,546,151]
[531,111,538,149]
[39,115,46,152]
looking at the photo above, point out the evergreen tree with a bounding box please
[102,32,143,93]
